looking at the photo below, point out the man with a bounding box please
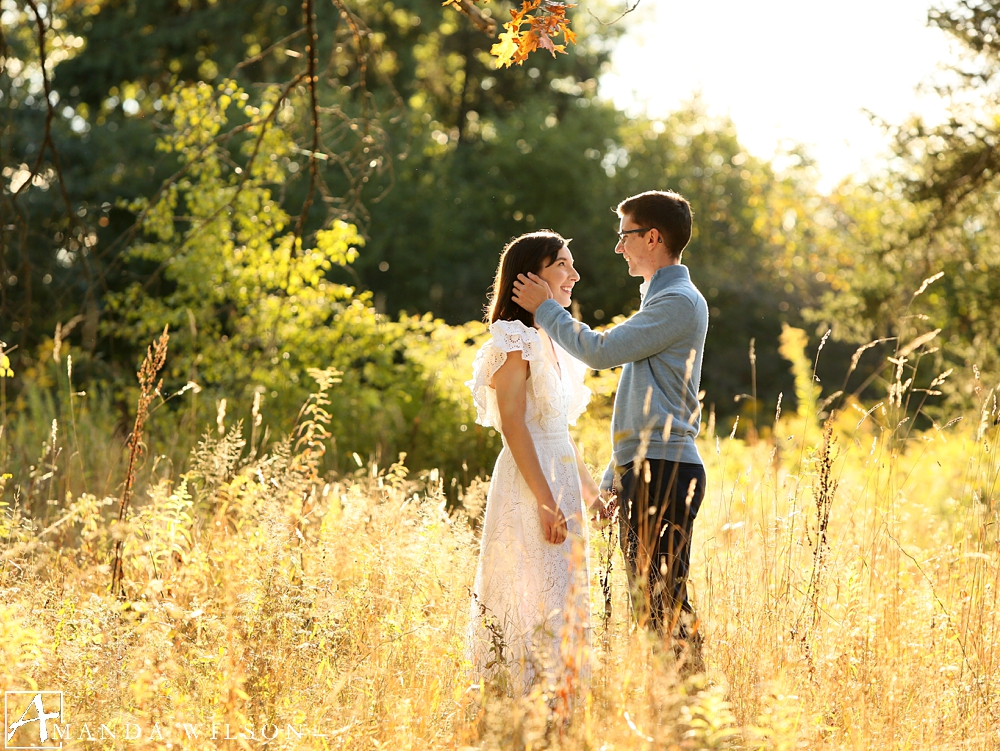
[512,190,709,664]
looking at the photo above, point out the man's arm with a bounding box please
[600,459,615,492]
[534,294,696,370]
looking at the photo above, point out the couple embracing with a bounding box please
[465,189,710,696]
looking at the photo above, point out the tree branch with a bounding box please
[445,0,497,36]
[589,0,642,26]
[17,0,98,325]
[294,0,321,243]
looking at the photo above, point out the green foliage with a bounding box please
[3,0,820,436]
[57,0,305,106]
[802,1,1000,402]
[359,99,818,419]
[778,324,820,426]
[103,78,341,401]
[11,0,1000,485]
[98,77,498,481]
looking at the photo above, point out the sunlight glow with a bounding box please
[601,0,957,192]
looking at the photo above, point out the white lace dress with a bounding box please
[465,319,593,696]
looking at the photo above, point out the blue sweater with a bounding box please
[535,264,709,490]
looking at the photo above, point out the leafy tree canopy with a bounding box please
[804,0,1000,407]
[2,0,904,459]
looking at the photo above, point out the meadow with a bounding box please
[1,327,999,751]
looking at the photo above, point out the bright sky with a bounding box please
[601,0,957,192]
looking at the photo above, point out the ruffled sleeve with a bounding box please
[563,352,592,426]
[465,320,544,428]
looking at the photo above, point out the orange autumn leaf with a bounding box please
[486,0,577,68]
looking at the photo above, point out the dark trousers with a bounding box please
[616,459,706,638]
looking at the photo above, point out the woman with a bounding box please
[465,230,606,697]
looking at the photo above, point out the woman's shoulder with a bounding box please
[488,319,543,359]
[489,318,536,337]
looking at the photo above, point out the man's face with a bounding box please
[616,213,648,278]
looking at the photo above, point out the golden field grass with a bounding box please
[1,353,999,750]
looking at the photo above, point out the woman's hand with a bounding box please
[537,499,568,544]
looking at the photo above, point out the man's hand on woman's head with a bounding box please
[511,272,553,314]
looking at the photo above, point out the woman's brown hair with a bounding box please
[486,231,567,328]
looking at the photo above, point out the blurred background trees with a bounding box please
[806,0,1000,405]
[2,0,998,482]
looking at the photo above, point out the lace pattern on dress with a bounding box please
[466,319,542,429]
[466,319,566,433]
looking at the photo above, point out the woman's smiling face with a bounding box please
[536,245,580,307]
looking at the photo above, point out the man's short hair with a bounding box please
[616,190,693,260]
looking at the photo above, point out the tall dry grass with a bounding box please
[1,333,998,750]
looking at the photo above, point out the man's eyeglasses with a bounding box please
[617,227,651,243]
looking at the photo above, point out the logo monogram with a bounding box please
[4,693,63,750]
